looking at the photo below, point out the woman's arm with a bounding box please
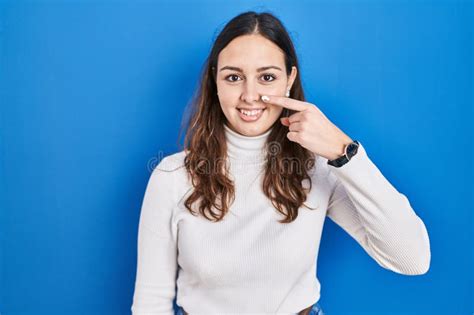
[325,142,431,275]
[131,159,178,315]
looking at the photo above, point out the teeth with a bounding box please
[239,109,263,116]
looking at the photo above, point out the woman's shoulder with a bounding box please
[154,150,187,172]
[147,150,191,198]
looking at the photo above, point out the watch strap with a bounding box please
[327,140,359,168]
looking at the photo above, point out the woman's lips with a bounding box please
[237,108,266,122]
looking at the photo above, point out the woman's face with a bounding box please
[215,34,297,137]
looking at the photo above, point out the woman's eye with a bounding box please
[224,73,277,83]
[261,74,276,82]
[225,74,241,82]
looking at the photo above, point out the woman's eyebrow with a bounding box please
[219,65,282,72]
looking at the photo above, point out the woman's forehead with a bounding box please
[218,44,285,72]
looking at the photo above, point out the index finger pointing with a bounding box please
[261,95,309,112]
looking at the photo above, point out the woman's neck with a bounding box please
[223,123,273,164]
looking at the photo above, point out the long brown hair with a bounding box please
[178,11,318,223]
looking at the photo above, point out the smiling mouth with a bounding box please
[237,108,265,117]
[236,107,266,121]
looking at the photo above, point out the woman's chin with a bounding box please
[231,120,277,137]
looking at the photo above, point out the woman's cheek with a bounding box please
[216,95,238,118]
[262,85,283,95]
[269,105,284,119]
[217,88,238,104]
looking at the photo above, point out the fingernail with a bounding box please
[261,95,270,102]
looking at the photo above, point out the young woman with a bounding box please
[131,11,431,315]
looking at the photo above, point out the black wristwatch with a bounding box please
[327,140,360,168]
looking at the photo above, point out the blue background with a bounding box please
[0,1,472,314]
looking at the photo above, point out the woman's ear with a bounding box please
[288,66,298,90]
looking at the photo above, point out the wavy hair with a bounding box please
[178,11,318,223]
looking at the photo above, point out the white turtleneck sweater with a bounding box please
[131,124,431,315]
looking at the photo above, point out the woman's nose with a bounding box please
[241,82,260,103]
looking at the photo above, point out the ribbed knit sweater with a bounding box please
[131,123,431,315]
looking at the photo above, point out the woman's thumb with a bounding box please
[280,117,290,126]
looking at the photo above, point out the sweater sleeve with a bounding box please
[325,142,431,275]
[131,160,178,315]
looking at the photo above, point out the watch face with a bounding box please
[347,142,359,157]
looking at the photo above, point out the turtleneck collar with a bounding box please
[224,123,273,163]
